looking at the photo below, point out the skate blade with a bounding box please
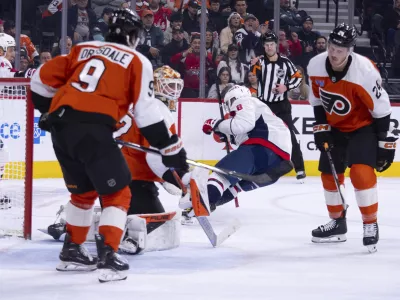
[98,268,128,283]
[56,261,97,272]
[366,244,377,253]
[311,234,347,243]
[297,179,305,184]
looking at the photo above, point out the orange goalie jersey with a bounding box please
[30,41,164,128]
[115,101,176,182]
[307,52,392,132]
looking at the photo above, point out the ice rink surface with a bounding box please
[1,177,400,300]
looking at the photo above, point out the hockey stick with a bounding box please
[216,85,239,208]
[324,143,348,211]
[170,170,240,247]
[115,140,290,185]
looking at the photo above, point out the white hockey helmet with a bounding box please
[223,84,251,109]
[0,33,16,55]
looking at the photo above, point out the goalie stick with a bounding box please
[115,140,293,185]
[170,170,240,247]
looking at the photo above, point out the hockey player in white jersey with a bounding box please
[181,85,293,215]
[0,33,35,78]
[0,33,16,78]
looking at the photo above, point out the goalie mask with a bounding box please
[153,66,183,111]
[222,84,251,111]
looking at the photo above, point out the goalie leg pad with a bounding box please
[190,167,212,216]
[123,211,181,254]
[120,215,147,255]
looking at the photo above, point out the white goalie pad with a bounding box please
[136,211,181,253]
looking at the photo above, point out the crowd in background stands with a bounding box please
[0,0,399,99]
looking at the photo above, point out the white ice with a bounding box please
[1,177,400,300]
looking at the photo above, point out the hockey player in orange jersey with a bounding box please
[30,9,188,282]
[45,66,187,254]
[308,23,398,252]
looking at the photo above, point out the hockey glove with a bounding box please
[38,112,52,132]
[159,134,189,172]
[376,136,398,173]
[313,124,333,151]
[202,119,224,135]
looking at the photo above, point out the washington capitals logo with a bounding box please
[320,88,351,116]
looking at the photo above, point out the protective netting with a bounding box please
[0,81,31,238]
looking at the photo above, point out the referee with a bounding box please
[251,32,306,181]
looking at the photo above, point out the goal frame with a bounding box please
[0,78,33,239]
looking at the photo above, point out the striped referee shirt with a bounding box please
[251,54,302,103]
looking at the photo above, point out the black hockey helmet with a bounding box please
[261,32,278,44]
[106,8,143,48]
[329,23,357,48]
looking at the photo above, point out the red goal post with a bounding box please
[0,78,33,239]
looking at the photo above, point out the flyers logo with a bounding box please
[320,88,351,116]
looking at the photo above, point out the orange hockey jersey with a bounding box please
[307,52,391,132]
[30,41,164,129]
[115,100,176,182]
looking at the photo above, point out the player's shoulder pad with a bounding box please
[352,52,379,74]
[307,51,328,75]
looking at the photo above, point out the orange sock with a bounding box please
[99,186,131,251]
[321,173,345,219]
[350,164,378,224]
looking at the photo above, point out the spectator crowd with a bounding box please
[9,0,396,100]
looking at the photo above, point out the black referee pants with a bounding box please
[267,100,305,173]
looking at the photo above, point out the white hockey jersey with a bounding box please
[218,96,292,160]
[0,56,16,78]
[307,52,391,132]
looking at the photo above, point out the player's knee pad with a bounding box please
[101,185,131,211]
[70,190,97,208]
[321,172,344,191]
[350,164,376,190]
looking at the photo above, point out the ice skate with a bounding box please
[311,216,347,243]
[56,233,97,272]
[296,171,306,184]
[363,222,379,253]
[95,234,129,283]
[181,208,197,225]
[119,234,141,255]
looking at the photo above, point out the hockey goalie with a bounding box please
[42,66,187,255]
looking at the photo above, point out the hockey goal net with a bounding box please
[0,78,33,239]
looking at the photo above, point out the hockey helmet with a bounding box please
[106,8,143,49]
[261,32,278,44]
[329,23,357,48]
[222,84,251,109]
[0,33,15,54]
[153,66,184,109]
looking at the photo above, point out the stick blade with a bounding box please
[216,218,241,247]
